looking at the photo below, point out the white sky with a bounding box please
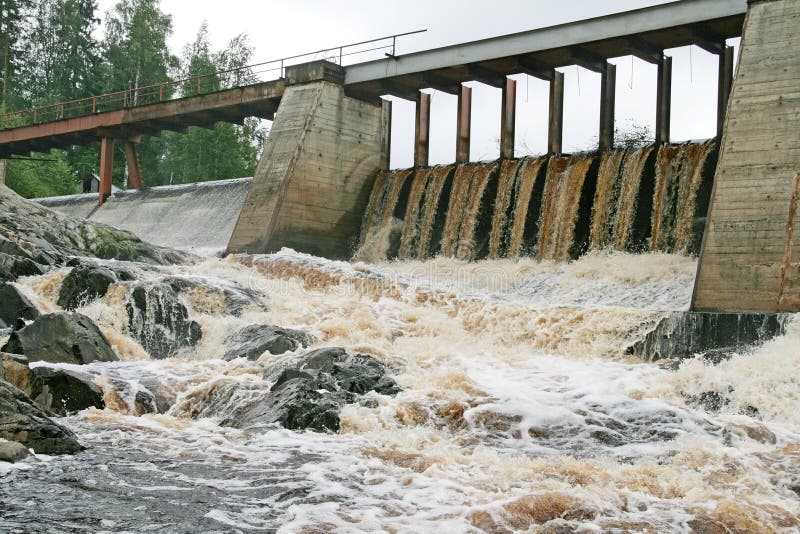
[96,0,739,169]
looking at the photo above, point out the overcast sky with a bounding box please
[96,0,739,169]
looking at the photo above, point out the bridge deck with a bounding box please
[0,80,284,158]
[345,0,747,100]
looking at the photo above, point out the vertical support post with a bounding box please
[599,63,616,151]
[125,141,143,189]
[379,98,392,172]
[414,91,431,168]
[99,137,115,205]
[456,84,472,163]
[656,55,673,146]
[500,77,516,160]
[548,71,564,155]
[717,44,734,138]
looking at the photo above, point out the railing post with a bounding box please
[92,97,97,113]
[123,91,127,108]
[159,86,164,101]
[33,109,37,124]
[197,76,201,96]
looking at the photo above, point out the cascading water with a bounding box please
[362,141,718,262]
[2,246,798,533]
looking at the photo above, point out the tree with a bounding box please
[156,24,266,185]
[0,0,33,112]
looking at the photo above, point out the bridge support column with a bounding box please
[456,85,472,163]
[717,44,734,138]
[500,78,516,159]
[380,99,392,172]
[548,71,564,154]
[125,141,143,189]
[599,63,616,151]
[414,92,431,167]
[99,137,114,205]
[656,55,672,145]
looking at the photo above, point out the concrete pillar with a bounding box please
[717,45,734,138]
[227,72,383,258]
[124,142,143,189]
[500,77,516,159]
[99,137,114,205]
[415,92,431,167]
[548,71,564,154]
[599,63,616,151]
[456,85,472,163]
[380,99,392,171]
[656,55,673,145]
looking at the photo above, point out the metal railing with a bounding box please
[0,30,426,130]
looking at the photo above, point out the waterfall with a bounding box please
[610,146,656,251]
[537,155,595,261]
[650,141,716,253]
[589,150,627,250]
[359,141,715,263]
[506,157,547,259]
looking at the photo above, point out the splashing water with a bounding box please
[1,248,799,533]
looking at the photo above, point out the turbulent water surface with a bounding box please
[1,249,799,533]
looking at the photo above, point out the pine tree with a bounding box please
[0,0,33,112]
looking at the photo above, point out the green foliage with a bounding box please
[4,152,79,198]
[614,119,654,149]
[0,0,34,111]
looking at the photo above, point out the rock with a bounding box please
[0,379,83,455]
[0,252,46,282]
[2,312,118,365]
[222,325,312,361]
[0,353,38,398]
[29,367,105,416]
[221,347,400,432]
[163,276,267,316]
[0,439,29,462]
[0,184,191,265]
[126,283,202,359]
[57,264,117,310]
[0,282,40,329]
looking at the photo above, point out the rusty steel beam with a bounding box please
[689,25,725,55]
[548,71,564,155]
[465,63,506,88]
[414,92,431,168]
[656,55,672,145]
[717,44,734,138]
[422,72,461,95]
[99,137,114,205]
[456,84,472,163]
[125,142,143,189]
[500,78,516,160]
[380,99,392,171]
[570,47,608,74]
[599,62,616,151]
[626,37,662,65]
[510,55,554,81]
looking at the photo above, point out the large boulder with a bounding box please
[0,379,83,454]
[0,353,37,398]
[126,283,202,359]
[57,264,117,310]
[0,252,46,282]
[0,283,39,329]
[162,276,267,316]
[217,347,400,432]
[0,438,30,462]
[30,367,105,416]
[222,325,312,361]
[2,312,118,365]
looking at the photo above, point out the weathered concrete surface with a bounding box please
[693,0,800,312]
[226,77,383,258]
[37,178,252,255]
[628,311,790,361]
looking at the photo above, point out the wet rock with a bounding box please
[126,283,202,359]
[0,438,30,462]
[0,353,38,398]
[222,325,312,361]
[30,367,104,416]
[0,282,40,329]
[222,347,400,432]
[0,252,46,282]
[163,276,267,316]
[0,379,83,455]
[57,264,118,310]
[2,312,118,365]
[726,421,777,445]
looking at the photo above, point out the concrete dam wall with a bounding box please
[36,178,251,255]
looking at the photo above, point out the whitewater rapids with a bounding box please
[1,249,798,533]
